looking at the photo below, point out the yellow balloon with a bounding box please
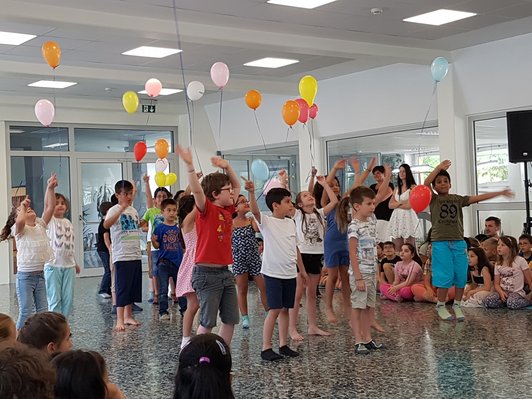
[298,75,318,106]
[122,91,139,114]
[165,173,177,186]
[155,172,166,187]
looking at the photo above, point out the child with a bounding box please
[176,145,240,346]
[97,202,113,299]
[518,234,532,262]
[104,180,142,331]
[337,186,384,355]
[44,193,79,316]
[481,237,498,265]
[0,173,56,330]
[379,243,423,302]
[232,194,268,329]
[379,241,401,285]
[174,333,233,399]
[424,160,513,321]
[90,351,127,399]
[246,182,305,361]
[462,247,493,307]
[484,236,532,309]
[151,198,185,320]
[0,313,16,345]
[18,311,72,355]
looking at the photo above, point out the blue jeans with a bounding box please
[157,259,178,315]
[98,251,111,295]
[16,271,48,330]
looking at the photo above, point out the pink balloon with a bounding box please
[210,62,230,89]
[34,99,55,127]
[295,98,309,124]
[145,78,162,97]
[309,103,318,119]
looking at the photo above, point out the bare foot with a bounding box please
[325,308,338,324]
[113,323,126,332]
[290,329,304,341]
[124,318,141,326]
[371,321,385,333]
[308,327,331,336]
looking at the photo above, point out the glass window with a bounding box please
[74,128,173,153]
[477,210,526,239]
[10,126,69,152]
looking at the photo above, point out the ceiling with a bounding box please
[2,0,532,105]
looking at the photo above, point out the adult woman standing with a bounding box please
[369,165,394,243]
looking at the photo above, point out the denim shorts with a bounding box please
[432,240,468,289]
[192,265,239,328]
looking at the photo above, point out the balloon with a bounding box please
[251,159,269,181]
[34,99,55,127]
[122,91,139,114]
[309,103,318,119]
[409,185,433,213]
[155,172,166,188]
[42,41,61,69]
[154,139,169,159]
[299,75,318,106]
[210,62,230,89]
[431,57,449,82]
[133,141,147,162]
[187,81,205,101]
[245,90,262,110]
[155,158,169,173]
[165,173,177,186]
[282,100,300,127]
[295,98,309,124]
[145,78,162,97]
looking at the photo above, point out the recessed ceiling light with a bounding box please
[138,88,182,96]
[122,46,182,58]
[267,0,337,9]
[403,9,476,26]
[0,31,36,45]
[28,80,78,89]
[244,57,299,68]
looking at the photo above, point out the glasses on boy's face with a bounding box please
[220,186,234,193]
[237,200,249,206]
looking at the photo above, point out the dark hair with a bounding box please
[475,233,489,242]
[372,165,385,174]
[178,195,196,249]
[0,343,56,399]
[114,180,133,194]
[54,193,70,212]
[154,187,172,200]
[400,243,423,266]
[518,233,532,244]
[465,237,480,248]
[312,175,340,209]
[110,194,118,205]
[336,186,375,233]
[18,312,69,353]
[99,201,113,217]
[383,241,394,248]
[174,333,233,399]
[265,188,292,212]
[0,207,17,241]
[397,164,416,195]
[496,235,518,267]
[232,194,247,219]
[295,191,324,236]
[377,242,384,250]
[201,173,231,202]
[174,190,185,201]
[161,198,178,210]
[468,246,494,280]
[0,313,15,341]
[256,237,263,243]
[485,216,501,227]
[432,170,451,186]
[52,350,107,399]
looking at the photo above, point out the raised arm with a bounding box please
[356,157,376,186]
[424,160,451,187]
[375,164,393,205]
[42,173,57,225]
[307,167,317,193]
[316,175,339,216]
[468,189,513,205]
[15,196,30,235]
[278,169,289,190]
[243,177,260,224]
[143,174,154,209]
[212,156,241,199]
[176,145,206,211]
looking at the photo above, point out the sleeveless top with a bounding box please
[231,223,262,272]
[370,183,394,221]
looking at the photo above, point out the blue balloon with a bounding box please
[431,56,449,82]
[251,159,269,181]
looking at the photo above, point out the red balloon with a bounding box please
[309,103,318,119]
[134,141,147,162]
[295,98,309,124]
[409,185,432,213]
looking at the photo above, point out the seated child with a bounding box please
[462,247,494,307]
[91,351,127,399]
[0,313,16,345]
[380,243,423,302]
[17,311,72,356]
[378,241,401,286]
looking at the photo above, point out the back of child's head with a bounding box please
[161,198,178,211]
[465,237,480,248]
[178,195,196,225]
[99,201,113,217]
[265,187,292,212]
[52,349,106,399]
[55,193,70,211]
[174,333,233,399]
[201,173,231,201]
[0,343,56,399]
[174,189,185,201]
[0,207,18,242]
[0,313,16,343]
[432,170,451,187]
[154,187,172,200]
[18,311,69,354]
[114,180,133,194]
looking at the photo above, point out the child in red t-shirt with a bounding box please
[176,145,241,346]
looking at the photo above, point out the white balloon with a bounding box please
[187,81,205,101]
[155,158,169,173]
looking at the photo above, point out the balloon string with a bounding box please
[218,89,223,149]
[253,111,267,152]
[190,101,202,171]
[285,126,291,142]
[255,175,275,202]
[306,123,315,167]
[145,99,152,126]
[420,82,437,133]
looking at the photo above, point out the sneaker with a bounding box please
[98,292,111,299]
[364,340,384,350]
[279,345,299,357]
[355,343,370,355]
[242,315,250,329]
[111,305,117,315]
[131,303,143,312]
[159,312,171,321]
[261,348,283,362]
[148,297,154,304]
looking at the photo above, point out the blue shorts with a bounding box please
[431,240,468,289]
[115,260,142,307]
[263,275,296,310]
[325,250,350,268]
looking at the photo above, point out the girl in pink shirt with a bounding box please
[380,243,423,302]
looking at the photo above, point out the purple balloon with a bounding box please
[210,62,230,89]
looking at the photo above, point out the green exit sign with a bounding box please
[142,105,156,113]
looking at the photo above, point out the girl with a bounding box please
[232,194,268,329]
[174,333,233,399]
[0,313,16,345]
[462,247,494,307]
[289,175,338,340]
[387,164,421,252]
[91,351,126,399]
[484,236,532,309]
[380,243,423,302]
[18,311,73,356]
[45,193,79,316]
[0,173,56,330]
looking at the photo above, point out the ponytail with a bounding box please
[0,208,17,242]
[335,197,351,234]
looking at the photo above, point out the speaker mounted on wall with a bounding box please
[507,110,532,163]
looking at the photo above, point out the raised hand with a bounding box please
[368,157,376,171]
[310,166,317,177]
[500,189,514,198]
[142,174,149,183]
[333,159,347,170]
[47,173,58,189]
[316,175,326,186]
[20,196,31,209]
[211,156,229,169]
[350,158,361,174]
[241,176,255,193]
[438,160,452,171]
[175,145,193,166]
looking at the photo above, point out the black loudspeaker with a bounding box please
[507,110,532,163]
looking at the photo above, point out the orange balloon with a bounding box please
[154,139,169,159]
[42,41,61,69]
[282,100,300,126]
[245,90,262,110]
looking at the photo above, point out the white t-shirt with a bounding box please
[106,205,141,263]
[347,215,377,275]
[495,256,529,297]
[46,217,76,267]
[12,218,52,272]
[256,213,297,279]
[293,208,325,254]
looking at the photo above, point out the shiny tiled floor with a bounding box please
[1,276,531,399]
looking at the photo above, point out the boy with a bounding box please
[151,198,185,320]
[424,160,512,321]
[518,234,532,263]
[175,145,240,346]
[104,180,142,331]
[379,241,401,285]
[246,181,307,361]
